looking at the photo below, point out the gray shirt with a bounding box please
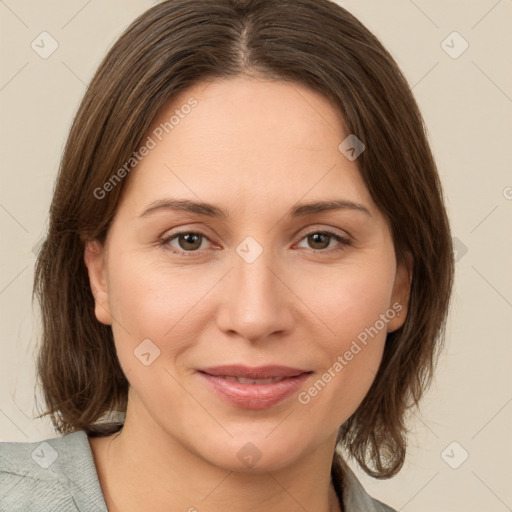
[0,430,396,511]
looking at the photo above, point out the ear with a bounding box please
[84,240,112,325]
[387,251,413,333]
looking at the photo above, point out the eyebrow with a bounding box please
[139,198,371,219]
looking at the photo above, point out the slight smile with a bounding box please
[197,365,314,410]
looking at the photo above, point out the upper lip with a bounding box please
[197,365,311,379]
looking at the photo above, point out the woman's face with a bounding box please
[85,75,411,472]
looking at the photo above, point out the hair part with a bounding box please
[33,0,454,478]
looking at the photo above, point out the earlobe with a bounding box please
[84,240,112,325]
[388,252,414,333]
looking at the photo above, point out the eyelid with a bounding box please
[160,223,352,242]
[159,230,215,256]
[159,224,352,256]
[293,228,352,252]
[297,225,352,242]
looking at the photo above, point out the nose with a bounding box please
[216,245,295,343]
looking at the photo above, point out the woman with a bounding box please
[0,1,453,511]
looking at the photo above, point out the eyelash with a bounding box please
[159,229,352,257]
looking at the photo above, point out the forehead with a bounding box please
[119,75,374,215]
[153,75,349,157]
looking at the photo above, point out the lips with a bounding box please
[197,364,309,379]
[218,375,286,384]
[196,365,313,409]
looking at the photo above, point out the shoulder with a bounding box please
[0,430,107,512]
[333,453,397,512]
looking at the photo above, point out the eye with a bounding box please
[160,231,212,256]
[296,229,351,252]
[160,228,351,257]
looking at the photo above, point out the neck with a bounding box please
[89,398,343,512]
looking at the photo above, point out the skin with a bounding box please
[85,74,412,512]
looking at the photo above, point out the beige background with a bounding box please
[1,1,511,510]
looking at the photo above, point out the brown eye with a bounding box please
[307,233,331,250]
[162,231,211,255]
[297,230,351,252]
[177,233,203,251]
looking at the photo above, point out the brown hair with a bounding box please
[33,0,454,479]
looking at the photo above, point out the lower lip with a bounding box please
[198,372,312,410]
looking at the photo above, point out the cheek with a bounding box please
[108,251,199,325]
[104,262,199,412]
[105,254,216,368]
[295,262,395,416]
[331,265,395,355]
[301,256,396,341]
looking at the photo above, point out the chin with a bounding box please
[194,434,309,474]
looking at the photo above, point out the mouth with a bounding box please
[211,375,290,384]
[196,365,313,409]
